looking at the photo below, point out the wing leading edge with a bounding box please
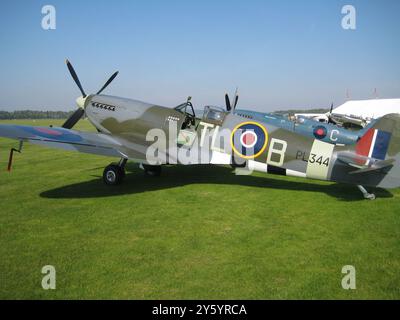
[0,124,124,158]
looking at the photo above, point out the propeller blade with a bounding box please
[66,59,86,98]
[233,94,239,110]
[62,108,85,129]
[96,71,119,95]
[233,87,239,110]
[225,94,231,111]
[330,103,334,114]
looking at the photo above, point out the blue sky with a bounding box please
[0,0,399,111]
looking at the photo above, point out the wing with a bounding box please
[0,124,126,158]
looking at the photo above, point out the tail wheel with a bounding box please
[103,164,125,185]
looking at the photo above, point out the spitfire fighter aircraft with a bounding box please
[224,91,371,146]
[0,60,399,200]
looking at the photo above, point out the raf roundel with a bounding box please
[231,121,269,159]
[313,125,328,140]
[21,126,83,142]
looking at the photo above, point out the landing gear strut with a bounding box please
[357,185,376,200]
[103,158,127,185]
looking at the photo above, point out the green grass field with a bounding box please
[0,119,399,299]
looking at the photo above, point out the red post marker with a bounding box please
[7,148,16,172]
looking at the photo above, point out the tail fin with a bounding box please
[355,113,400,188]
[356,123,393,161]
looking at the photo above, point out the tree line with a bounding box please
[0,108,330,120]
[274,108,329,115]
[0,110,74,120]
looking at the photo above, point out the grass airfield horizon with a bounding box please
[0,119,399,299]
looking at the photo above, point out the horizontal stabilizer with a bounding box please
[349,159,395,174]
[337,151,395,173]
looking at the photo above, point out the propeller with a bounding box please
[327,103,337,124]
[225,88,239,112]
[62,59,119,129]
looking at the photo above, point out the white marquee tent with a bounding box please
[332,98,400,119]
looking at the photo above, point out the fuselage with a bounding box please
[82,94,339,180]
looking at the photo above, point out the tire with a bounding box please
[103,164,124,185]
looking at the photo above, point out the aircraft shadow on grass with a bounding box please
[40,164,393,201]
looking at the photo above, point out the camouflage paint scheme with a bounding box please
[1,93,399,191]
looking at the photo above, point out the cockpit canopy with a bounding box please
[202,105,226,125]
[174,99,227,126]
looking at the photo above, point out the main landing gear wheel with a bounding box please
[140,164,162,176]
[103,163,125,185]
